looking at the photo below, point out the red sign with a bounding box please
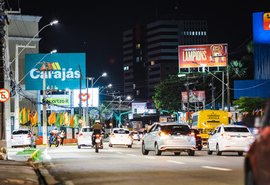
[181,90,205,103]
[78,93,90,102]
[0,88,10,102]
[263,12,270,30]
[178,44,228,68]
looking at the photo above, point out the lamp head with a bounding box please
[102,72,107,77]
[50,20,59,26]
[50,49,57,54]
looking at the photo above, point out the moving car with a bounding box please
[244,100,270,185]
[11,129,36,148]
[142,122,196,156]
[190,128,203,150]
[207,124,255,156]
[109,128,133,148]
[77,126,93,149]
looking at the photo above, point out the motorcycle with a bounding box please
[48,133,61,147]
[92,133,103,153]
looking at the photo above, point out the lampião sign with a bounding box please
[25,53,86,90]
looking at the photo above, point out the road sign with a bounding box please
[0,88,10,102]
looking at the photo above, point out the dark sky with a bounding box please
[5,0,270,92]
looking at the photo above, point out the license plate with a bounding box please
[95,139,101,143]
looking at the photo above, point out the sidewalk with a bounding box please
[0,145,59,185]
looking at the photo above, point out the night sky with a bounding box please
[5,0,270,92]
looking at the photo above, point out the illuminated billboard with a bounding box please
[181,90,205,103]
[25,53,86,90]
[253,12,270,44]
[178,44,228,68]
[73,88,99,108]
[40,95,71,111]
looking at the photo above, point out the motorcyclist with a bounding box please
[92,121,103,146]
[49,127,59,143]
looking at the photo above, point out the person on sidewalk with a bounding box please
[60,130,65,145]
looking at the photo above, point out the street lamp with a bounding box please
[85,72,107,126]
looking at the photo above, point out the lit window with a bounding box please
[136,43,141,49]
[150,61,155,65]
[136,57,140,62]
[124,66,129,71]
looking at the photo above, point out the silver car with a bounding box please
[142,122,196,156]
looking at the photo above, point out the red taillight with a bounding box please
[96,134,100,138]
[79,133,83,137]
[158,131,170,137]
[27,134,31,138]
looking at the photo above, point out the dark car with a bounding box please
[190,128,202,150]
[244,100,270,185]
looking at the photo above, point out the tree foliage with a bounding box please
[233,97,266,113]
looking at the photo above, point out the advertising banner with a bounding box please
[178,44,228,68]
[25,53,86,90]
[132,102,147,114]
[40,95,71,111]
[253,12,270,44]
[73,88,99,108]
[181,90,205,103]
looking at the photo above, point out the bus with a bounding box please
[191,110,229,145]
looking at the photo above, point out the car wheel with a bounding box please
[197,145,202,151]
[142,142,149,155]
[188,150,195,156]
[216,144,222,156]
[207,144,212,155]
[155,143,162,156]
[128,145,132,148]
[238,152,243,156]
[174,152,181,156]
[78,145,81,149]
[109,143,112,147]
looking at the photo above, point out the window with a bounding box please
[150,61,155,65]
[136,43,141,49]
[224,127,249,132]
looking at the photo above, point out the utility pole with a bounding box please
[0,0,6,142]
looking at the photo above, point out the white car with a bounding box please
[207,124,255,156]
[77,126,93,149]
[109,128,133,148]
[11,129,36,148]
[142,122,196,156]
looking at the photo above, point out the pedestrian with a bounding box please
[60,130,65,145]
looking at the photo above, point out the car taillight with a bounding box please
[27,134,31,138]
[221,133,230,138]
[79,133,83,137]
[158,131,170,137]
[95,134,100,138]
[188,132,195,137]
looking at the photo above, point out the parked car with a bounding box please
[77,126,93,149]
[207,124,255,156]
[244,100,270,185]
[109,128,133,148]
[142,122,196,156]
[11,129,36,148]
[190,128,203,150]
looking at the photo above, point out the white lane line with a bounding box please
[43,147,54,166]
[202,166,232,171]
[167,160,185,165]
[127,154,137,157]
[144,156,156,159]
[65,180,75,185]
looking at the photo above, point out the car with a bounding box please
[142,122,196,156]
[11,129,36,148]
[190,128,203,150]
[244,100,270,185]
[109,128,133,148]
[77,126,93,149]
[131,131,140,141]
[207,124,255,156]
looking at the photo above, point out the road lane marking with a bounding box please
[144,156,156,159]
[202,166,232,171]
[43,147,54,166]
[167,160,185,165]
[127,154,137,157]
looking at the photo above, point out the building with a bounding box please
[123,19,208,101]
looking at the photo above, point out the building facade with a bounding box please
[123,19,208,101]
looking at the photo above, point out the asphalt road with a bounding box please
[39,141,245,185]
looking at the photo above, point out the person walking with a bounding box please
[60,130,65,145]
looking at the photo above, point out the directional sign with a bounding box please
[0,88,10,102]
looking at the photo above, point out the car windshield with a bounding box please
[114,129,129,134]
[12,130,29,135]
[224,127,249,132]
[161,125,190,135]
[82,128,92,132]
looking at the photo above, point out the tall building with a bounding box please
[123,19,208,100]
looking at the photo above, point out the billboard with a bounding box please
[253,12,270,44]
[40,94,71,111]
[181,90,205,103]
[25,53,86,90]
[178,44,228,68]
[73,88,99,108]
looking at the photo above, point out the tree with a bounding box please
[233,97,266,113]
